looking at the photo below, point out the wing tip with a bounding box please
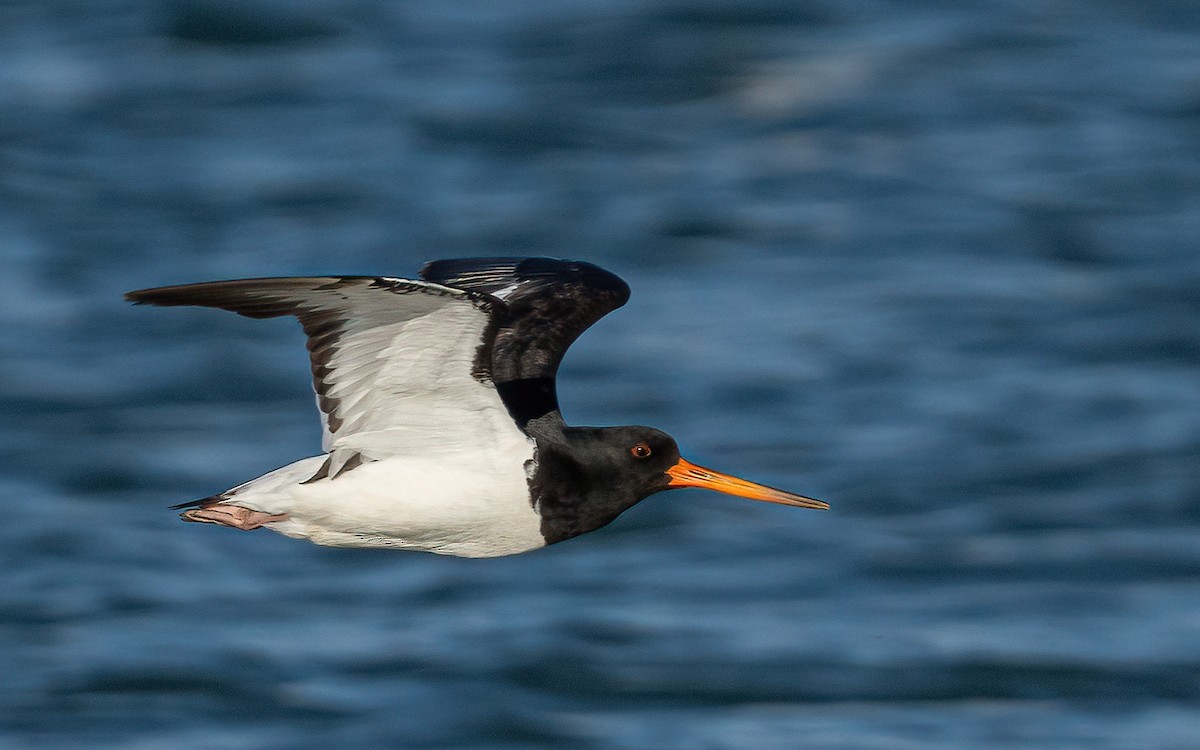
[123,280,232,307]
[122,283,231,309]
[124,286,181,307]
[421,256,631,305]
[124,288,157,305]
[122,277,354,312]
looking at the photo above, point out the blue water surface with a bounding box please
[3,1,1200,747]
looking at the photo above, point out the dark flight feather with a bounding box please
[421,257,631,425]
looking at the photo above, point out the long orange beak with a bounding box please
[666,458,828,510]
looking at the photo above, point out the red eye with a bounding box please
[631,442,652,459]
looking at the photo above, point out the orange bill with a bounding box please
[666,458,828,510]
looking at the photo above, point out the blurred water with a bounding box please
[3,0,1200,747]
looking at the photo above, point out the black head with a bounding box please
[575,425,682,499]
[528,423,826,545]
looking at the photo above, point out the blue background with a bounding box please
[3,1,1199,747]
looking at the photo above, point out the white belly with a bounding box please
[229,445,545,558]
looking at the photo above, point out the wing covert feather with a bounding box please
[125,276,519,455]
[421,257,630,425]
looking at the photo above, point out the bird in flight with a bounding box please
[126,257,826,557]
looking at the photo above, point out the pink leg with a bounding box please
[180,504,288,530]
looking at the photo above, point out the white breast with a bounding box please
[245,436,544,558]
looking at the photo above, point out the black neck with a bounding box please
[525,420,645,545]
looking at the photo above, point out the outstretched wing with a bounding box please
[421,257,630,426]
[125,276,525,470]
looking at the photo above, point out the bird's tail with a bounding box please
[169,493,225,510]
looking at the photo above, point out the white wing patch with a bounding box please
[488,281,521,300]
[293,281,524,465]
[127,275,532,470]
[310,290,486,448]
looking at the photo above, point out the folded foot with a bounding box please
[180,504,288,531]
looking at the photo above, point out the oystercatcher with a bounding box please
[126,258,826,557]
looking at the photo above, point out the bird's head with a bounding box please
[563,425,828,510]
[529,423,827,545]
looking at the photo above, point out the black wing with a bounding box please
[421,257,630,426]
